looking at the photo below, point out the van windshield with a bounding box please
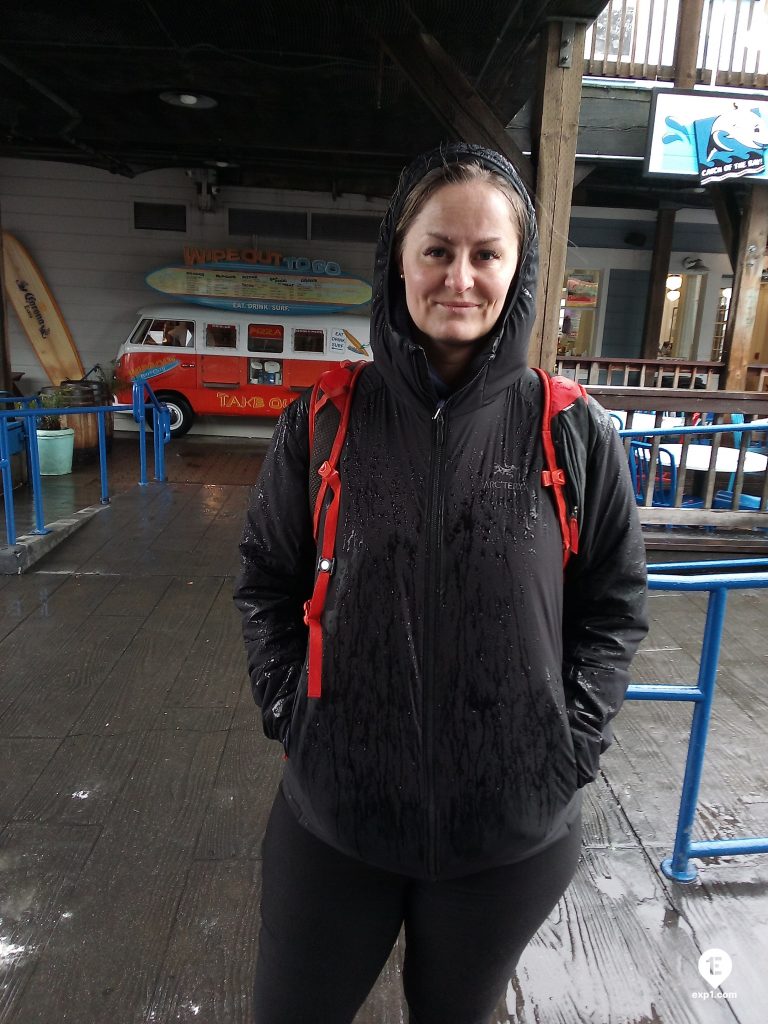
[128,318,151,347]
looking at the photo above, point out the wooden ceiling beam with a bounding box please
[381,33,534,191]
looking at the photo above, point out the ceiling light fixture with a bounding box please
[159,91,217,109]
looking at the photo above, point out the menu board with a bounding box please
[146,264,372,314]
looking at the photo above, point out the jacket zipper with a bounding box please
[423,403,446,878]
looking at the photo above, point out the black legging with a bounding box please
[254,786,581,1024]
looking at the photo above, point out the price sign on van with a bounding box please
[330,329,347,354]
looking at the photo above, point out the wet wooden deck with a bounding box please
[1,441,767,1023]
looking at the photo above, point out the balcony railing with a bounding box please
[588,385,768,528]
[584,0,768,89]
[556,356,724,389]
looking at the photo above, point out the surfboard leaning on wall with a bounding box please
[2,231,84,384]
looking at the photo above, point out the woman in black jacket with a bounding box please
[234,143,648,1024]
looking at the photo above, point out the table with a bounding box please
[655,444,768,474]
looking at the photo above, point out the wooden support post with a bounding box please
[722,185,768,391]
[673,0,705,89]
[710,185,739,271]
[382,34,533,190]
[0,206,10,393]
[641,207,676,359]
[529,19,586,372]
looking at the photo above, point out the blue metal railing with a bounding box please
[628,558,768,882]
[0,379,171,547]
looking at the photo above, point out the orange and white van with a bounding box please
[113,303,370,436]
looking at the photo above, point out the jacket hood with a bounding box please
[370,142,538,411]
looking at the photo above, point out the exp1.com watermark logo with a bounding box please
[692,949,737,1001]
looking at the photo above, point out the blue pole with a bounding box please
[0,416,17,546]
[152,405,161,480]
[688,837,768,858]
[155,407,168,483]
[97,410,110,504]
[24,418,50,536]
[137,386,148,486]
[661,585,729,882]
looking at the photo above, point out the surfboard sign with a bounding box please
[2,231,85,384]
[145,262,373,315]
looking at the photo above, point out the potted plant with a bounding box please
[35,388,75,475]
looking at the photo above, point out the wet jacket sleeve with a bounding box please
[233,399,315,746]
[559,399,648,787]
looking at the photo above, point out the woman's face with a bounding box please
[398,181,521,348]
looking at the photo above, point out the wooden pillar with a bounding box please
[0,207,10,393]
[722,185,768,391]
[641,207,676,359]
[529,19,586,372]
[673,0,705,89]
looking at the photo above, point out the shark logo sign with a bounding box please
[645,91,768,186]
[695,103,768,183]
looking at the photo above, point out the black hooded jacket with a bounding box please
[234,143,648,880]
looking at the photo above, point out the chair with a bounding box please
[627,441,703,509]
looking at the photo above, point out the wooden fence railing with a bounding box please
[556,357,724,390]
[584,0,767,88]
[587,387,768,531]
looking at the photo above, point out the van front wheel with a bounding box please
[146,393,194,437]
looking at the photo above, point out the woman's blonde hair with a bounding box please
[393,160,530,263]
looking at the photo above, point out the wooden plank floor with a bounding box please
[1,458,767,1023]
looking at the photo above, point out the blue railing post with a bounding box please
[0,415,17,546]
[661,585,729,882]
[132,381,148,486]
[97,410,110,504]
[152,404,169,482]
[23,418,50,536]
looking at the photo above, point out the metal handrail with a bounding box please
[627,559,768,881]
[0,379,171,547]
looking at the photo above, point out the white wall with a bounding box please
[0,159,386,427]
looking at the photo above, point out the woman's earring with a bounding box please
[400,273,404,279]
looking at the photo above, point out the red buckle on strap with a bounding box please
[541,468,566,487]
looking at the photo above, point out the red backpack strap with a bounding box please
[533,368,586,568]
[304,360,367,698]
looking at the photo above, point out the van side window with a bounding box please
[162,320,194,347]
[206,324,237,349]
[247,324,284,353]
[293,328,325,354]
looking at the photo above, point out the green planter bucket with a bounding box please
[36,428,75,475]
